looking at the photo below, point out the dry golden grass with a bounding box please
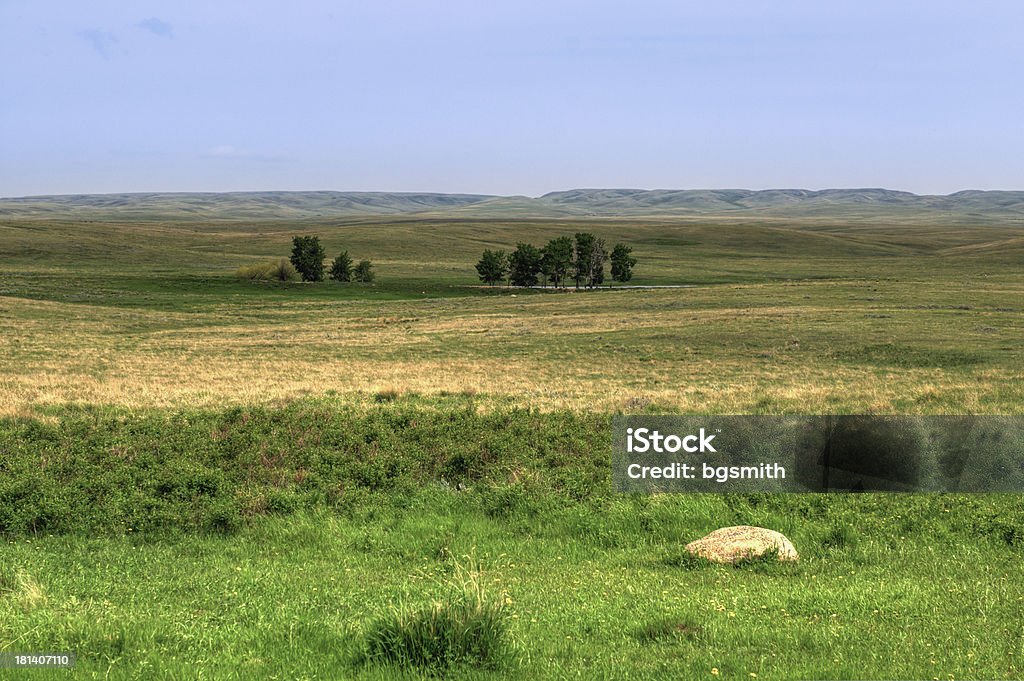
[2,271,1021,416]
[1,571,48,613]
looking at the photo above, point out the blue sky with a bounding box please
[2,1,1022,197]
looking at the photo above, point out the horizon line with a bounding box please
[4,186,1024,201]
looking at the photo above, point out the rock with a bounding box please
[685,525,798,563]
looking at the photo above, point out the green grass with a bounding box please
[2,484,1023,679]
[832,342,984,369]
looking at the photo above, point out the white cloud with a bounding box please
[78,28,118,58]
[138,18,174,39]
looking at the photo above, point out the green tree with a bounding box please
[354,260,375,283]
[610,243,637,284]
[509,242,543,287]
[329,250,353,282]
[573,233,607,288]
[289,235,325,282]
[475,249,508,286]
[541,236,573,288]
[573,232,595,289]
[589,237,608,288]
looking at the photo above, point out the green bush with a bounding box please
[480,481,552,519]
[0,401,609,536]
[354,259,375,283]
[363,558,510,670]
[329,250,353,282]
[235,259,300,282]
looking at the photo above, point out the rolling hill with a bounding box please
[0,191,497,221]
[1,188,1024,221]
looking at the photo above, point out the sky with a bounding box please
[2,1,1023,197]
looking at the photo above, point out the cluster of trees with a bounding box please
[290,236,374,283]
[476,233,636,288]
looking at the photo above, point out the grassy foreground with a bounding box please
[2,399,1023,679]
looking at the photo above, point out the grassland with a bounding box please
[1,214,1022,416]
[5,493,1024,679]
[1,208,1023,679]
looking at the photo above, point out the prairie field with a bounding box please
[1,214,1022,416]
[1,210,1023,679]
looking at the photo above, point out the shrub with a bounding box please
[235,259,300,282]
[272,260,301,281]
[354,260,375,283]
[480,482,550,519]
[0,403,610,536]
[204,499,243,534]
[329,250,353,282]
[363,558,510,671]
[235,262,271,280]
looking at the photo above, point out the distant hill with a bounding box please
[509,188,1024,220]
[2,188,1024,221]
[0,191,497,221]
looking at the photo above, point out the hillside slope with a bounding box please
[0,191,497,221]
[2,188,1024,221]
